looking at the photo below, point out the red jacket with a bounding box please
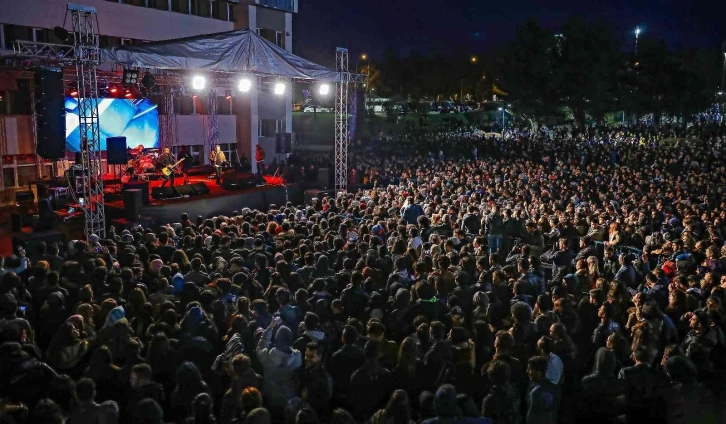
[255,147,265,162]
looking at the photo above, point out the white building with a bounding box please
[0,0,296,199]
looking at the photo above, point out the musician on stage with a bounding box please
[255,144,266,175]
[159,147,177,187]
[209,144,227,185]
[178,145,193,184]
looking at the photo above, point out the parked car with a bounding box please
[303,105,331,113]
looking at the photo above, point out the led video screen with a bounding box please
[65,97,159,152]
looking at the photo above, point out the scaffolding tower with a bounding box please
[159,85,175,151]
[69,4,105,239]
[334,48,350,194]
[206,89,219,156]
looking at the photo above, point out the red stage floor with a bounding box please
[105,172,261,208]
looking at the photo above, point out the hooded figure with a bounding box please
[255,324,302,411]
[103,306,125,329]
[578,347,626,423]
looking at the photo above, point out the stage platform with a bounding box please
[105,173,303,223]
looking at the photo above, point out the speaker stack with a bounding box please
[122,189,143,221]
[34,68,66,159]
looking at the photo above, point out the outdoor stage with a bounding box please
[105,172,303,224]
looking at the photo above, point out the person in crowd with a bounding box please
[1,120,726,424]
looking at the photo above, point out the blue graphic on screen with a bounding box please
[65,98,159,152]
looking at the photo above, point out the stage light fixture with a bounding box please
[69,89,78,97]
[109,86,119,95]
[124,88,133,98]
[141,71,156,89]
[319,84,330,95]
[238,78,251,93]
[192,75,206,90]
[274,82,285,95]
[123,69,139,85]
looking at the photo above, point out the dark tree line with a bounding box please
[369,16,723,128]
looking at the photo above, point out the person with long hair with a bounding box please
[186,392,217,424]
[367,390,411,424]
[83,345,122,403]
[45,321,89,372]
[170,361,210,423]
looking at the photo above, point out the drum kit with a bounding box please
[122,144,160,182]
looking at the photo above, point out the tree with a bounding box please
[496,20,561,127]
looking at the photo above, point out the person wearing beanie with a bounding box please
[255,319,302,416]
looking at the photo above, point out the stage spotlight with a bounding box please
[109,85,120,96]
[124,88,133,98]
[274,82,285,95]
[238,78,251,93]
[123,69,139,85]
[69,89,78,97]
[319,84,330,95]
[192,75,206,90]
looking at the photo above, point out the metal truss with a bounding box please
[12,40,79,64]
[70,5,105,239]
[206,89,219,155]
[159,86,175,151]
[334,48,350,194]
[0,115,6,191]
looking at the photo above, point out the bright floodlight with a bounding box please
[238,78,251,93]
[274,82,285,95]
[498,107,503,111]
[192,76,206,90]
[319,84,330,95]
[635,26,641,35]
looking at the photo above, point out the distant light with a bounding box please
[319,84,330,95]
[635,26,641,35]
[361,53,367,60]
[69,90,78,97]
[109,86,118,94]
[124,88,133,98]
[718,91,724,95]
[192,75,206,90]
[274,82,285,95]
[238,78,251,93]
[192,94,198,99]
[471,56,477,63]
[498,107,503,111]
[225,90,232,100]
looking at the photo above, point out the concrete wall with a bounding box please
[0,0,233,41]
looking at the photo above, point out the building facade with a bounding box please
[0,0,296,199]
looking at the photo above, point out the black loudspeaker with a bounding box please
[75,152,83,165]
[222,175,257,190]
[106,137,128,165]
[34,68,66,159]
[151,186,177,200]
[275,133,292,153]
[123,189,143,221]
[123,181,149,205]
[190,182,209,195]
[174,185,196,196]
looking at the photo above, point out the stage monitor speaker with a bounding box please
[174,184,196,197]
[151,186,177,200]
[123,181,150,205]
[34,68,66,159]
[190,182,209,195]
[317,168,330,190]
[222,175,258,190]
[123,189,143,221]
[106,137,128,165]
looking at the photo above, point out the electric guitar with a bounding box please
[161,158,185,177]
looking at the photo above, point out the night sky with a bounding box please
[293,0,726,65]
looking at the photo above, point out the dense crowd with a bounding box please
[1,121,726,424]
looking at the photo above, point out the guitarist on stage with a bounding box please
[159,147,178,187]
[209,144,227,185]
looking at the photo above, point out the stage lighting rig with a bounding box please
[274,82,285,95]
[238,78,251,93]
[319,84,330,95]
[192,75,206,91]
[123,69,139,85]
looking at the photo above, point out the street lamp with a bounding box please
[498,107,505,129]
[471,56,477,64]
[634,26,641,55]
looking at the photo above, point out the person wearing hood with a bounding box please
[255,319,302,416]
[422,384,490,424]
[293,312,327,353]
[97,305,133,361]
[577,347,626,423]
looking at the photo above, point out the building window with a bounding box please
[226,2,234,21]
[171,0,189,13]
[258,119,281,137]
[0,24,5,50]
[31,28,48,43]
[218,143,237,164]
[2,167,16,188]
[120,38,133,45]
[149,0,170,10]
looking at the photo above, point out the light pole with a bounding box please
[498,107,504,129]
[634,26,641,55]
